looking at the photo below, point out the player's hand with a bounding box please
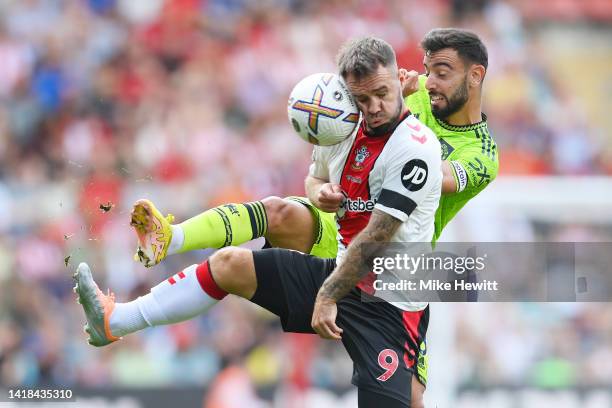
[311,295,343,340]
[316,183,344,213]
[400,68,420,98]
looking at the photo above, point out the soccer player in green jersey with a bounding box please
[130,28,498,268]
[405,37,497,242]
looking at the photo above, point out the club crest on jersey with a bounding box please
[351,146,370,170]
[439,139,455,160]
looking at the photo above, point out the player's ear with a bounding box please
[398,67,408,82]
[469,64,486,88]
[398,67,408,93]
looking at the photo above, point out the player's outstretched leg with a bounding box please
[131,197,317,267]
[131,198,272,267]
[74,247,258,346]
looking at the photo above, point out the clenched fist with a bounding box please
[316,183,345,213]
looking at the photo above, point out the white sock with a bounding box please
[109,264,218,337]
[167,225,185,256]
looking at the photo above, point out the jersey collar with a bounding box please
[361,110,412,138]
[435,113,488,132]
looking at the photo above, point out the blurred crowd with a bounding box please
[1,0,611,405]
[456,303,612,388]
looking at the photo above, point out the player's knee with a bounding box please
[209,247,241,286]
[262,196,293,232]
[209,247,256,298]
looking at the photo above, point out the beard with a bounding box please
[366,92,404,137]
[430,76,469,120]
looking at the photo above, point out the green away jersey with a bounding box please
[405,75,498,242]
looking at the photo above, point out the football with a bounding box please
[287,73,360,146]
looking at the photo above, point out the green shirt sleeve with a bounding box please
[434,146,498,242]
[447,145,498,195]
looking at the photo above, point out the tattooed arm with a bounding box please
[311,209,402,339]
[320,209,402,300]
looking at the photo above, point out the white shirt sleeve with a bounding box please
[375,127,441,222]
[308,145,330,180]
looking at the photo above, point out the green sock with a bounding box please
[178,201,268,252]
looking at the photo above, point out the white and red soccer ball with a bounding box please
[287,73,359,146]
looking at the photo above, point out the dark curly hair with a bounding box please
[421,28,488,70]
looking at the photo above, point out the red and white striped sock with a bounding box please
[109,261,227,337]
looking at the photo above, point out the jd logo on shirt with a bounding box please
[401,159,428,191]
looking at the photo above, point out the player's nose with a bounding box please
[367,99,382,116]
[425,76,437,92]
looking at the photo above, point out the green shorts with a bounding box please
[285,196,338,259]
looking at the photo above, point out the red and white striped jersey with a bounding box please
[309,112,442,311]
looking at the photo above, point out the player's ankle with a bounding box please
[109,300,149,337]
[168,224,184,255]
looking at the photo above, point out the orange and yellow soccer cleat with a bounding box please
[130,199,174,268]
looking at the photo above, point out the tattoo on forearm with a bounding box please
[319,209,401,301]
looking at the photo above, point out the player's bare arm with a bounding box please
[441,160,459,194]
[318,209,402,301]
[312,209,401,339]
